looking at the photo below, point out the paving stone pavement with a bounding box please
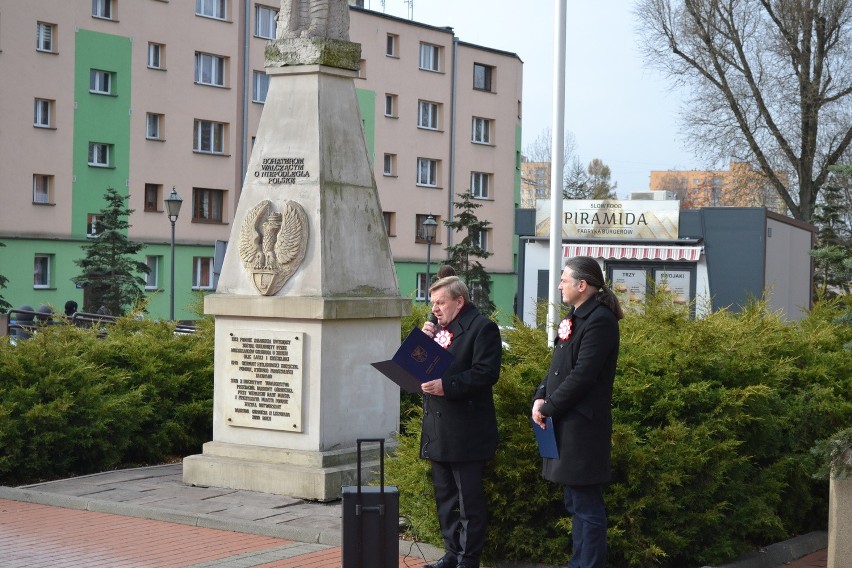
[0,463,829,568]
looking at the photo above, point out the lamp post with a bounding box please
[421,215,438,295]
[164,187,183,321]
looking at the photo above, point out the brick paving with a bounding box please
[779,549,828,568]
[0,499,427,568]
[0,464,829,568]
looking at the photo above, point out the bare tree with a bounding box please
[523,127,577,164]
[635,0,852,222]
[523,129,619,200]
[522,128,578,201]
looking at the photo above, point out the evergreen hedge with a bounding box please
[385,297,852,567]
[2,296,850,566]
[0,316,213,484]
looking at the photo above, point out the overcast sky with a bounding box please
[366,0,703,196]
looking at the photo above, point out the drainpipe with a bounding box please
[240,0,251,188]
[446,34,459,251]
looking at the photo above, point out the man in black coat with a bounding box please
[420,276,502,568]
[532,256,623,568]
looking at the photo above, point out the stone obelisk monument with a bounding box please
[183,0,409,501]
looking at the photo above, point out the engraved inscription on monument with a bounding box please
[254,157,311,185]
[225,329,304,432]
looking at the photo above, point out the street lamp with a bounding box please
[421,214,438,295]
[164,187,183,321]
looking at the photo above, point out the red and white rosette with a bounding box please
[557,318,573,341]
[434,329,454,348]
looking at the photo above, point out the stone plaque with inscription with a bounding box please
[225,329,304,431]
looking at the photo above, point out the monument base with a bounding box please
[183,440,391,501]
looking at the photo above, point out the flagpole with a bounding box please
[547,0,567,344]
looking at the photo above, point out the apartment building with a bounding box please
[520,161,551,208]
[649,162,788,214]
[0,1,523,321]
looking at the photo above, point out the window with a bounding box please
[472,116,492,144]
[144,183,161,212]
[384,94,397,118]
[417,158,439,187]
[473,63,494,91]
[470,281,487,309]
[87,213,102,238]
[36,22,55,53]
[415,214,440,243]
[419,42,440,71]
[253,71,269,103]
[34,98,53,128]
[193,120,226,154]
[255,5,278,39]
[92,0,114,19]
[415,273,429,301]
[471,171,491,199]
[89,69,113,95]
[383,153,397,176]
[192,257,214,289]
[382,212,396,236]
[192,187,225,222]
[34,255,52,288]
[146,113,163,140]
[33,174,53,204]
[386,33,398,57]
[147,42,164,69]
[145,256,160,289]
[472,228,489,253]
[418,100,439,130]
[88,142,111,167]
[195,52,226,86]
[196,0,226,19]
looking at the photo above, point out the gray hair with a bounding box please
[429,275,470,304]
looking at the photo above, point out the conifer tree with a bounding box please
[810,166,852,298]
[443,191,495,314]
[73,187,149,315]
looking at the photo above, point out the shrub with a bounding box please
[0,316,213,484]
[384,297,852,567]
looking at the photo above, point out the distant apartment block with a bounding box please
[520,161,551,208]
[649,162,788,213]
[0,1,523,321]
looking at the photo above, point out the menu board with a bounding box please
[655,270,691,306]
[611,268,648,308]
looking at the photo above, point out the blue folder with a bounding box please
[530,416,559,459]
[372,328,455,394]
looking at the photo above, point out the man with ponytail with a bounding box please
[531,256,623,568]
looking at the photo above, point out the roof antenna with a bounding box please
[404,0,413,20]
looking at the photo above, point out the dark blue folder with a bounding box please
[530,416,559,459]
[371,328,455,394]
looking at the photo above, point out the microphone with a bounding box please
[428,314,438,324]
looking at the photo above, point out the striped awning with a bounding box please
[563,243,703,262]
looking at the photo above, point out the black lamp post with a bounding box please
[421,215,438,295]
[164,187,183,320]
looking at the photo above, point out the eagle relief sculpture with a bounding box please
[238,199,309,296]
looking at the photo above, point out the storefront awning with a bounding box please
[563,243,703,262]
